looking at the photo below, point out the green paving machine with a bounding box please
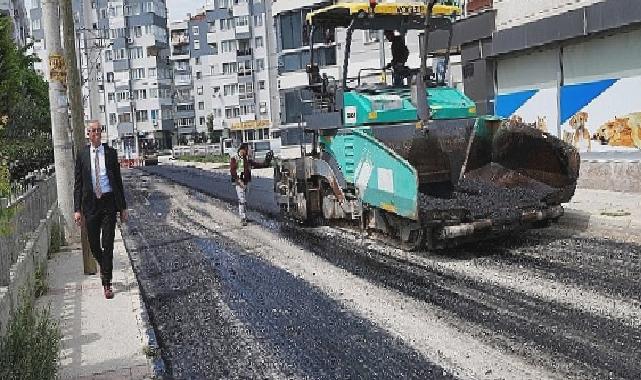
[274,1,580,250]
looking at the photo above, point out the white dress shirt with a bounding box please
[90,145,113,194]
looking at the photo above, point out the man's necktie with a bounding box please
[94,149,102,199]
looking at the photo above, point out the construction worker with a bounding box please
[230,143,273,225]
[384,30,410,86]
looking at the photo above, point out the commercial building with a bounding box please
[447,0,641,153]
[170,0,275,149]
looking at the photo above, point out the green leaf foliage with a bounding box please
[0,15,53,182]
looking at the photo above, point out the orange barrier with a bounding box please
[119,158,145,168]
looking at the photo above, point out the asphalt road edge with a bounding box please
[120,222,168,379]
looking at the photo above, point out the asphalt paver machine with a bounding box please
[274,1,580,250]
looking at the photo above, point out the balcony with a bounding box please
[466,0,492,14]
[237,48,252,57]
[171,34,190,45]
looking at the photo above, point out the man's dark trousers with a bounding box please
[85,193,117,286]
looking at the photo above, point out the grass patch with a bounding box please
[176,154,229,164]
[48,222,65,257]
[0,290,61,380]
[34,265,47,298]
[0,204,17,236]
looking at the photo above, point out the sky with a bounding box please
[166,0,204,22]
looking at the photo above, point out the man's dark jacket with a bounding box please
[74,144,127,216]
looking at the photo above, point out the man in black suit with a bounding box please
[74,121,128,299]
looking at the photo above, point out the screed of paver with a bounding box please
[162,184,561,380]
[38,229,149,379]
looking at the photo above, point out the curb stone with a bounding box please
[120,225,167,379]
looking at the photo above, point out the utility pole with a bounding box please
[61,0,97,274]
[42,0,76,241]
[81,0,102,128]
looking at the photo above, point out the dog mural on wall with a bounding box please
[536,116,548,133]
[593,113,641,149]
[568,111,592,152]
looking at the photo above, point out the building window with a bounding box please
[223,84,237,96]
[225,106,240,118]
[255,36,264,48]
[221,40,237,53]
[129,47,144,59]
[237,60,252,76]
[108,93,115,101]
[133,26,143,38]
[208,22,216,33]
[199,117,206,125]
[210,42,218,55]
[210,65,219,75]
[150,109,159,123]
[196,71,202,80]
[253,14,263,27]
[131,68,145,79]
[32,19,41,30]
[106,72,114,82]
[238,83,253,100]
[117,91,129,101]
[148,68,156,78]
[259,80,265,90]
[109,113,117,125]
[194,40,200,50]
[255,59,264,72]
[236,16,249,27]
[193,26,199,35]
[198,101,205,110]
[222,62,237,74]
[104,50,112,61]
[197,86,203,95]
[195,57,200,65]
[135,110,149,122]
[118,113,132,123]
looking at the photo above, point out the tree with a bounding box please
[0,16,53,180]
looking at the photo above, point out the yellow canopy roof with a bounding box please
[306,2,460,27]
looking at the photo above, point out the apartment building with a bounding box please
[449,0,641,154]
[29,0,174,155]
[170,0,274,148]
[1,0,28,46]
[169,19,196,144]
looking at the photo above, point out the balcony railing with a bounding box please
[171,35,190,45]
[237,48,252,57]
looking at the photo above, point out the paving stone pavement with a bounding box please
[36,227,153,379]
[561,188,641,232]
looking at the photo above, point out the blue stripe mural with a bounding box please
[495,89,538,118]
[559,79,617,125]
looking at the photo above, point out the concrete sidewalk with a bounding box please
[561,188,641,232]
[36,227,159,379]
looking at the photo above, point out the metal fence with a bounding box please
[0,165,57,286]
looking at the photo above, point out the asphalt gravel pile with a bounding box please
[419,163,557,222]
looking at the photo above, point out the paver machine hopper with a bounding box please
[274,0,580,250]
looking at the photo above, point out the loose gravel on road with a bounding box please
[121,166,641,380]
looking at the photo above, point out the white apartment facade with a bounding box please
[170,0,274,148]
